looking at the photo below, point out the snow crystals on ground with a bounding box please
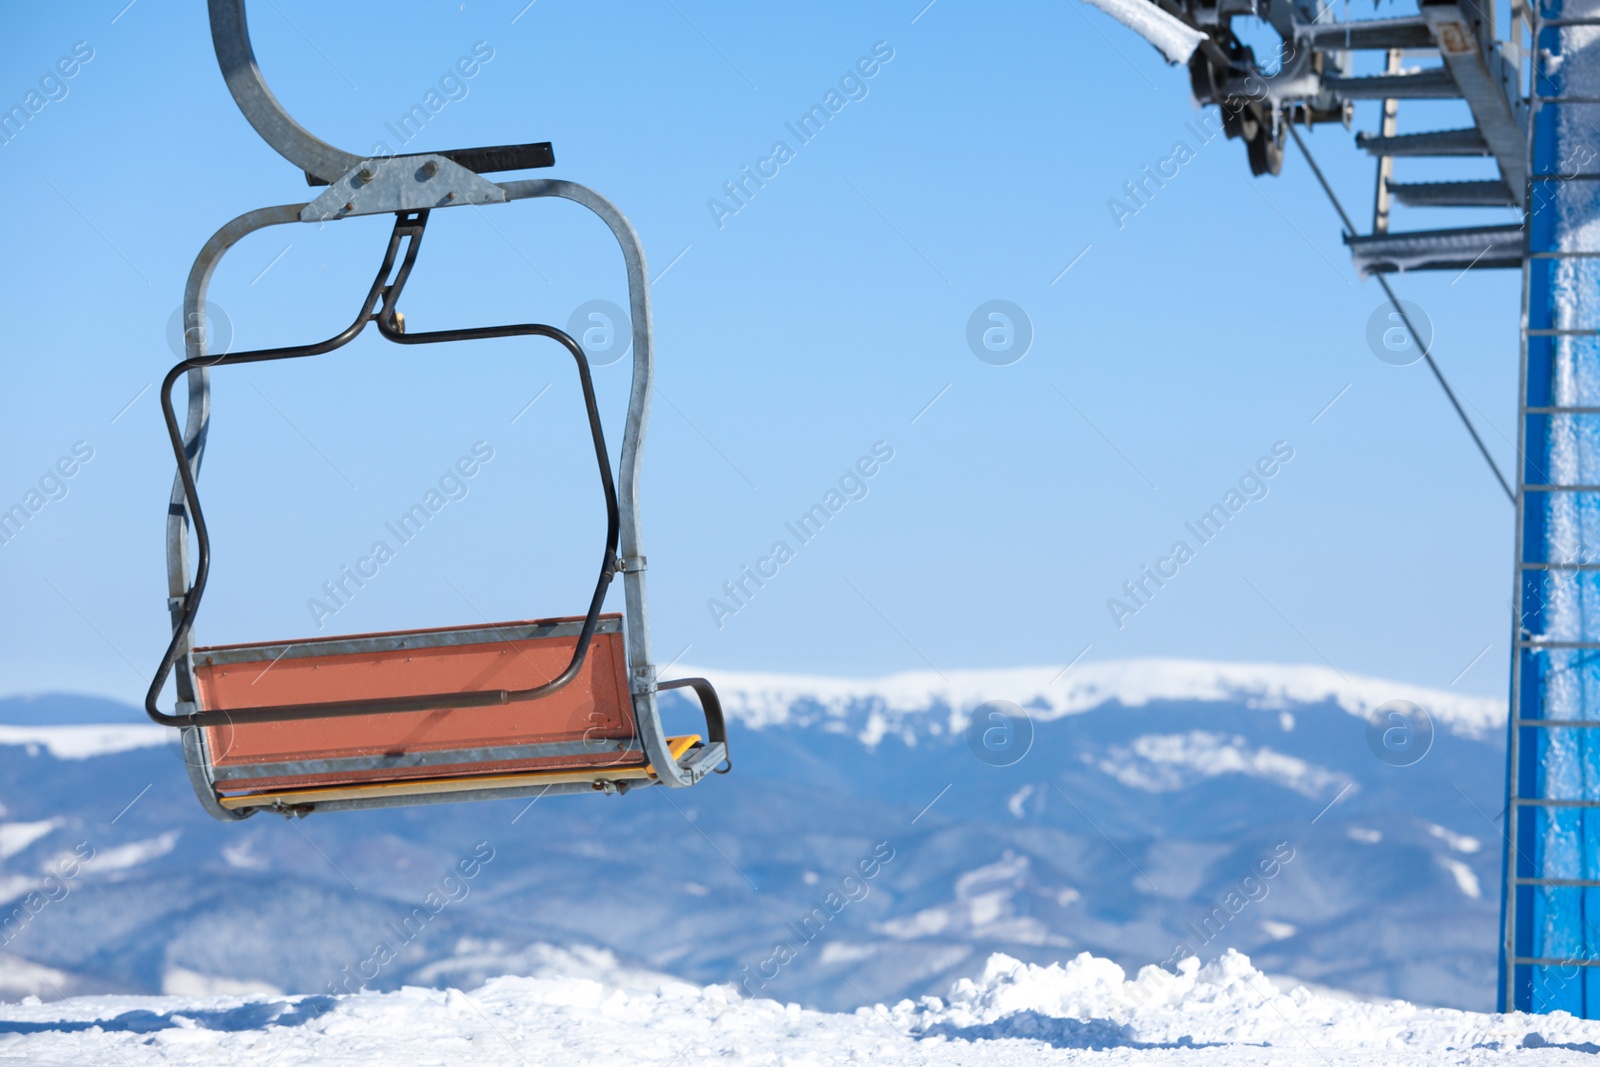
[4,946,1600,1065]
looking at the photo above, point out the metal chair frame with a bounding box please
[144,0,726,819]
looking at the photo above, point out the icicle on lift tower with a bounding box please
[144,1,729,820]
[1093,0,1600,1016]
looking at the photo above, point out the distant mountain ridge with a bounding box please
[0,657,1505,745]
[0,660,1510,1013]
[4,656,1507,726]
[688,658,1504,740]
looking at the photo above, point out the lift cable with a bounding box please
[1288,126,1516,505]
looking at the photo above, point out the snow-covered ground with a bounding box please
[2,945,1596,1065]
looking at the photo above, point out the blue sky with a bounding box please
[0,0,1521,705]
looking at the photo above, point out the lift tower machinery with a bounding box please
[1086,0,1600,1016]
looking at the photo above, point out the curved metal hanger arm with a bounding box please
[208,0,361,183]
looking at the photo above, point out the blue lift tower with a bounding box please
[1508,0,1600,1017]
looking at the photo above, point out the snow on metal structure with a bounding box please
[1082,0,1208,63]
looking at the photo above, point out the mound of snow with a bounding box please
[896,951,1599,1055]
[1,948,1597,1064]
[691,659,1503,744]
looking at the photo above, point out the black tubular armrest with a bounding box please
[658,677,730,773]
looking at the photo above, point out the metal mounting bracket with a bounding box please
[300,155,508,222]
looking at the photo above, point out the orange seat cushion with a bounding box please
[191,614,637,791]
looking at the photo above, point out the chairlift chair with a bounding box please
[145,0,728,819]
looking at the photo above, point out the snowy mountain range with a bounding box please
[0,660,1508,1013]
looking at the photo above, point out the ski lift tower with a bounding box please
[1506,0,1600,1018]
[1082,0,1600,1014]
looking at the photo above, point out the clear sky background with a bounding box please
[0,0,1521,707]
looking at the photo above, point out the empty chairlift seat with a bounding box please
[145,7,729,817]
[186,615,720,814]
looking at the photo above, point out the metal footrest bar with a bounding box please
[209,736,649,784]
[217,735,705,811]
